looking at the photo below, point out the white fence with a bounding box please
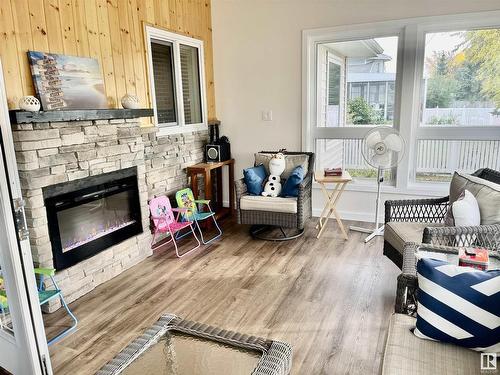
[423,108,500,126]
[416,140,500,174]
[317,138,500,176]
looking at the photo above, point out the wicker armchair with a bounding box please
[384,168,500,269]
[235,151,315,240]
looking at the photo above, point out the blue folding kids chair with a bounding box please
[0,268,77,345]
[175,188,222,244]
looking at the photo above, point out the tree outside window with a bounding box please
[423,29,500,126]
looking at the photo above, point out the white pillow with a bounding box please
[452,189,480,227]
[448,172,500,225]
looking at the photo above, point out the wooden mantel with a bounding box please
[9,109,153,124]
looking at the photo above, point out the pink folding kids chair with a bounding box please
[149,196,200,257]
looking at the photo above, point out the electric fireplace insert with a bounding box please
[43,167,142,271]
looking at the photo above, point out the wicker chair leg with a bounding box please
[395,274,407,314]
[250,225,304,241]
[395,273,419,317]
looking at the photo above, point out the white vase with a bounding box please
[19,96,41,112]
[121,94,140,109]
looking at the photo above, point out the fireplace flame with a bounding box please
[63,218,136,253]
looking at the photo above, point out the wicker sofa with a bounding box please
[383,168,500,269]
[235,151,315,239]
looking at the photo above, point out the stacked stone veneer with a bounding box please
[12,119,207,312]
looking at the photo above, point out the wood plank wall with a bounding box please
[0,0,216,120]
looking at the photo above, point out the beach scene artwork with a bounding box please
[28,51,107,110]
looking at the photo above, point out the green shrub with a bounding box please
[426,115,458,125]
[347,97,384,125]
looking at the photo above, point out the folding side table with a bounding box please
[314,170,352,240]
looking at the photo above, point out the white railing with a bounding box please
[317,139,368,170]
[416,140,500,174]
[318,138,500,176]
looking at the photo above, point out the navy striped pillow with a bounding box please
[415,258,500,352]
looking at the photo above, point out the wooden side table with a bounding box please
[187,159,235,220]
[314,170,352,240]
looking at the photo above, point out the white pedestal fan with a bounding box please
[350,126,405,243]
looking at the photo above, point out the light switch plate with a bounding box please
[262,110,273,121]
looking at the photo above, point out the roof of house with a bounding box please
[324,39,384,58]
[368,53,392,61]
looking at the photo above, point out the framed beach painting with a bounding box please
[28,51,107,110]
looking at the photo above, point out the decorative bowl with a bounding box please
[121,94,140,109]
[19,96,41,111]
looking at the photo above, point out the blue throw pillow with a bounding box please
[243,164,267,195]
[281,166,304,197]
[415,257,500,352]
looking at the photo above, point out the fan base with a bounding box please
[350,225,384,243]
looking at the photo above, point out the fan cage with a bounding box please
[361,126,405,169]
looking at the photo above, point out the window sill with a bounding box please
[406,182,449,196]
[157,123,208,137]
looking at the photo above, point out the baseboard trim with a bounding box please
[312,207,381,224]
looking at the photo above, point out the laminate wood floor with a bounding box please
[45,219,399,375]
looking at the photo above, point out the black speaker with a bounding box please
[206,122,230,162]
[206,142,231,162]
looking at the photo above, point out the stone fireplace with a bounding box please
[11,112,207,311]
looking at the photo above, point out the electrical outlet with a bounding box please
[262,110,273,121]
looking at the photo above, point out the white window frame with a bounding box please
[411,19,500,186]
[306,25,405,188]
[302,10,500,195]
[145,26,208,136]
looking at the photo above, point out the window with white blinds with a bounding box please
[146,26,207,135]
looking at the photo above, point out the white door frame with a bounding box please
[326,50,346,127]
[0,59,52,375]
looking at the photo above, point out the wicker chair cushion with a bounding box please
[385,222,442,253]
[240,195,297,213]
[255,153,309,179]
[449,172,500,225]
[382,314,481,375]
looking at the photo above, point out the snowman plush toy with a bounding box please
[262,150,286,197]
